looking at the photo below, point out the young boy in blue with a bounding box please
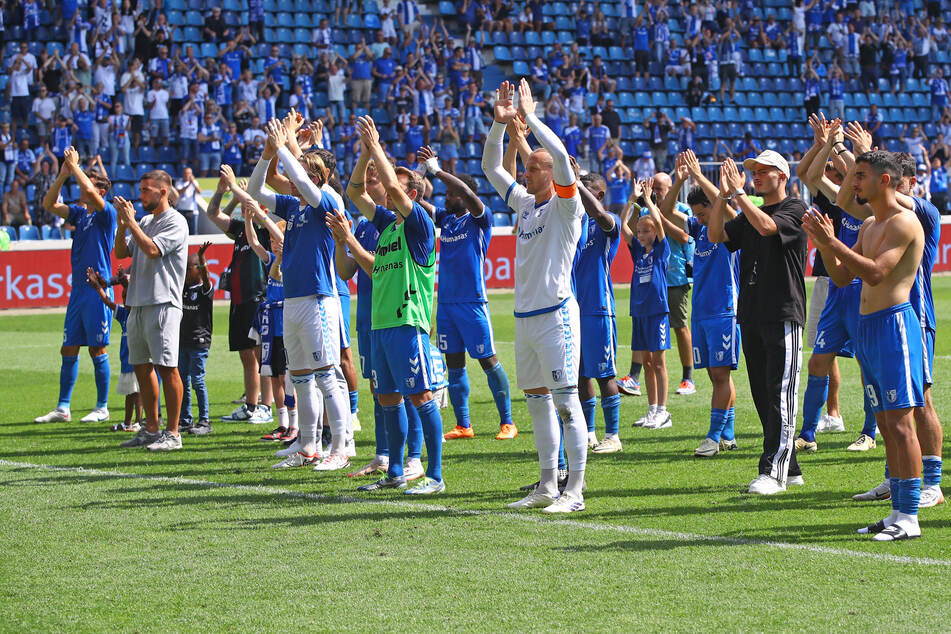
[621,178,672,430]
[87,266,142,432]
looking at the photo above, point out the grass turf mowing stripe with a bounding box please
[3,458,948,568]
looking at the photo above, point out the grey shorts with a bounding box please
[128,303,182,367]
[807,276,829,348]
[667,284,691,329]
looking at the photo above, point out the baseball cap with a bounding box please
[917,163,928,172]
[743,150,790,179]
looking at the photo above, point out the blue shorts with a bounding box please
[691,315,740,370]
[579,313,617,379]
[631,312,670,352]
[63,292,113,347]
[339,293,351,349]
[357,327,372,380]
[119,331,133,374]
[813,282,860,358]
[923,327,935,386]
[371,325,437,396]
[436,301,496,359]
[856,302,925,413]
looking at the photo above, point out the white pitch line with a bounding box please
[2,459,949,568]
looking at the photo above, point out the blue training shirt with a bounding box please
[435,206,492,304]
[663,201,694,286]
[273,191,340,299]
[911,196,939,332]
[68,202,117,298]
[575,214,620,316]
[264,251,284,337]
[354,217,381,333]
[370,203,435,268]
[687,216,738,320]
[628,235,670,317]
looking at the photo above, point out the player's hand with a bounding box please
[113,196,136,224]
[844,121,872,155]
[718,162,731,195]
[283,107,304,134]
[505,113,527,139]
[674,153,689,182]
[493,81,518,124]
[86,266,103,289]
[801,208,835,247]
[356,115,380,148]
[683,149,702,178]
[515,78,535,119]
[219,164,237,188]
[643,177,655,202]
[722,158,746,191]
[197,241,211,258]
[417,145,436,163]
[242,200,262,220]
[569,155,581,180]
[325,206,353,242]
[267,118,288,148]
[63,146,79,169]
[630,178,644,200]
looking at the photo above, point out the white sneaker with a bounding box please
[749,474,786,495]
[853,479,891,501]
[694,437,719,457]
[248,406,272,424]
[617,375,641,396]
[632,411,651,427]
[919,484,946,508]
[271,451,318,468]
[592,435,623,454]
[644,410,672,429]
[540,492,586,513]
[818,414,845,433]
[275,438,302,457]
[344,436,357,458]
[847,434,877,451]
[351,413,362,432]
[223,404,252,421]
[313,453,350,471]
[787,474,805,486]
[403,458,425,482]
[80,407,110,423]
[35,408,70,423]
[507,491,557,509]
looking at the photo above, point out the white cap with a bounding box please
[743,150,790,180]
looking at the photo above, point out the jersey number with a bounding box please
[864,384,879,408]
[437,333,448,351]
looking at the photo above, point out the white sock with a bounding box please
[553,388,588,499]
[649,404,658,415]
[526,394,559,495]
[604,433,617,439]
[288,408,299,431]
[375,453,389,463]
[291,374,323,456]
[657,404,667,413]
[316,368,349,454]
[277,407,288,429]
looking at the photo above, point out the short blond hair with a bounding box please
[394,166,422,200]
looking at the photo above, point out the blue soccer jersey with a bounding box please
[435,206,492,304]
[354,217,381,333]
[265,252,285,337]
[273,192,340,299]
[910,196,939,332]
[370,204,435,267]
[68,203,117,297]
[115,304,133,374]
[628,236,670,317]
[575,214,620,316]
[687,216,738,320]
[839,210,863,249]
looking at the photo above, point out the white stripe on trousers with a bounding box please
[772,321,803,484]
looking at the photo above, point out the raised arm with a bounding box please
[246,128,279,210]
[357,115,415,217]
[482,81,519,199]
[204,173,235,232]
[516,78,573,187]
[345,144,377,219]
[706,164,732,243]
[660,154,691,232]
[641,177,666,242]
[196,241,212,290]
[244,202,270,263]
[327,205,374,276]
[85,267,117,311]
[722,158,778,236]
[569,156,615,232]
[43,156,72,219]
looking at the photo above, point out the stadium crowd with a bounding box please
[2,0,947,540]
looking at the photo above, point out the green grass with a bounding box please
[1,279,950,631]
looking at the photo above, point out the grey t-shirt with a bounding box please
[125,208,189,309]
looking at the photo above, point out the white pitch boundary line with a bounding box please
[2,459,949,568]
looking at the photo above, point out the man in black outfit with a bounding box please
[708,150,808,495]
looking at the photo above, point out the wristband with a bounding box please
[424,157,441,174]
[717,192,735,201]
[733,189,746,198]
[414,162,428,176]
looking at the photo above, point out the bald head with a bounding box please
[652,172,672,199]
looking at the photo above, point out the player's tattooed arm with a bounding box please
[205,172,235,233]
[418,145,485,216]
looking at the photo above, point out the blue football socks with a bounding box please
[92,353,110,409]
[447,367,471,428]
[484,362,512,425]
[581,397,597,434]
[799,374,829,442]
[602,394,621,436]
[405,400,423,460]
[58,355,79,409]
[416,399,443,481]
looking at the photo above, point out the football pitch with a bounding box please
[1,281,950,631]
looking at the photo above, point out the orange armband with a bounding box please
[554,182,577,198]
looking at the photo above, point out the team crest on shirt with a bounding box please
[405,377,416,389]
[886,389,897,403]
[312,351,323,362]
[716,350,725,362]
[552,369,564,382]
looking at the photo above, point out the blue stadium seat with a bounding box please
[18,225,39,241]
[494,46,512,62]
[183,26,201,42]
[112,183,133,199]
[513,61,530,77]
[135,164,156,179]
[525,31,542,46]
[113,165,135,182]
[41,225,66,240]
[185,10,203,26]
[0,226,16,241]
[168,11,185,25]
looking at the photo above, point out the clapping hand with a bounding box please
[493,81,518,124]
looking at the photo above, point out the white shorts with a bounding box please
[807,276,830,348]
[514,298,580,391]
[283,295,341,371]
[116,371,139,396]
[127,303,181,367]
